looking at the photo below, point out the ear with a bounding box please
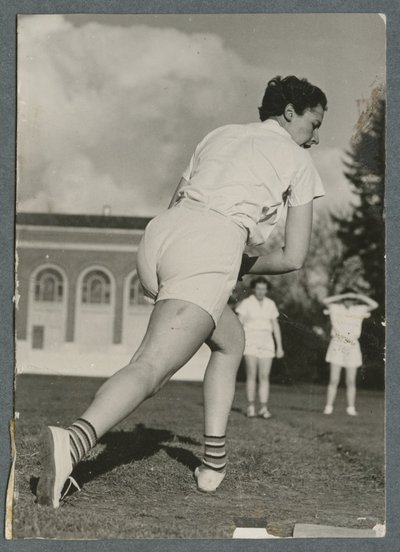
[283,103,295,122]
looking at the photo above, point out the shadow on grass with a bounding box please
[231,406,245,415]
[287,406,323,413]
[31,424,202,497]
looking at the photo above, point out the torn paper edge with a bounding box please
[5,419,16,539]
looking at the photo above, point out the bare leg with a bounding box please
[203,306,245,436]
[345,366,358,408]
[37,298,215,508]
[258,358,273,406]
[196,306,244,492]
[244,355,258,405]
[325,363,342,408]
[81,299,214,438]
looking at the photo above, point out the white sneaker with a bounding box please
[37,426,73,508]
[323,405,333,415]
[346,406,358,416]
[246,405,256,418]
[258,406,272,419]
[194,465,226,493]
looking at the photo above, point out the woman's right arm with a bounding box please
[322,294,344,305]
[248,201,313,275]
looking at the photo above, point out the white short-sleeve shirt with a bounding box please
[179,119,324,246]
[235,295,279,332]
[328,303,371,341]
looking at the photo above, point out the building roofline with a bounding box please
[16,212,152,230]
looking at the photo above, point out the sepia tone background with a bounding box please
[11,12,386,539]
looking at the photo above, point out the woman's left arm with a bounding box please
[356,294,379,311]
[248,202,313,275]
[272,318,284,358]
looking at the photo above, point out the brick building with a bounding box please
[15,212,208,379]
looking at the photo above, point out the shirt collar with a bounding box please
[260,119,293,140]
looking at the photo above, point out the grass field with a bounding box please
[11,375,384,539]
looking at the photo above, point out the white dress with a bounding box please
[236,295,279,359]
[325,304,370,368]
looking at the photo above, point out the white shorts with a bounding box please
[244,329,275,359]
[325,336,362,369]
[137,200,247,326]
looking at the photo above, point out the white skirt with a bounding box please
[244,329,275,359]
[325,336,362,369]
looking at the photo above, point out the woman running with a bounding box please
[37,75,327,506]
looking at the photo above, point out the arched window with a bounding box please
[34,268,63,302]
[129,274,147,306]
[82,270,111,304]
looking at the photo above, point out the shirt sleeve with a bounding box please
[327,303,338,317]
[356,305,371,319]
[288,152,325,207]
[270,301,279,319]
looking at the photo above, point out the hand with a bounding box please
[276,347,284,359]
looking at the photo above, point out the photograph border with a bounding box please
[1,1,399,550]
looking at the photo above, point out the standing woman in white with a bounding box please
[37,75,327,506]
[236,277,284,419]
[322,290,378,416]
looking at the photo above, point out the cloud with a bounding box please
[17,16,263,215]
[17,16,355,218]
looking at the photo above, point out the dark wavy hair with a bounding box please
[250,276,271,290]
[258,75,328,121]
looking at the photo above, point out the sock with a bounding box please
[67,418,98,466]
[202,434,226,472]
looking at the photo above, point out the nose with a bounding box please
[311,129,319,145]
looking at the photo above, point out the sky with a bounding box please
[17,13,386,217]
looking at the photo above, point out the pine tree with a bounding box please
[335,87,385,314]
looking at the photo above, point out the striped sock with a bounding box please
[67,418,98,466]
[202,434,226,472]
